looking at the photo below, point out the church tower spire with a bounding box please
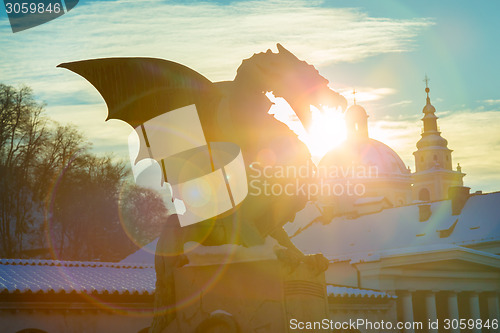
[422,75,439,133]
[345,89,369,141]
[411,76,465,202]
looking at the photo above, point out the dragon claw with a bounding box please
[303,253,329,276]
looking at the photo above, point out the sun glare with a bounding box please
[265,92,347,161]
[308,106,347,158]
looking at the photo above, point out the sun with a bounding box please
[307,105,347,158]
[265,92,347,161]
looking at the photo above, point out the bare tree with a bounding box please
[0,83,169,261]
[0,84,46,256]
[120,184,169,248]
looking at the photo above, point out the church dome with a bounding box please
[318,96,412,206]
[423,103,436,114]
[319,138,409,178]
[422,87,436,114]
[345,104,368,120]
[345,103,369,140]
[416,133,448,149]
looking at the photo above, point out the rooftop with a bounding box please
[289,192,500,262]
[0,258,394,301]
[327,285,396,299]
[0,259,154,296]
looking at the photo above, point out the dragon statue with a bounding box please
[58,44,346,332]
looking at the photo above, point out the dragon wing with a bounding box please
[58,58,247,227]
[57,57,217,129]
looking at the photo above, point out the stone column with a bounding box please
[468,292,481,333]
[487,292,500,333]
[447,291,460,333]
[400,290,415,333]
[424,291,438,333]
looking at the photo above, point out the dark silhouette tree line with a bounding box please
[0,84,167,261]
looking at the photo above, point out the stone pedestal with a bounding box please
[164,259,327,333]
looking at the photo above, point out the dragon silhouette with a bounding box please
[58,44,346,332]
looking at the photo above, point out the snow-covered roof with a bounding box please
[354,196,387,206]
[1,258,394,301]
[121,236,284,266]
[0,259,154,295]
[290,192,500,261]
[122,192,500,266]
[327,285,396,299]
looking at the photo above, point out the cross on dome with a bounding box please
[424,74,430,97]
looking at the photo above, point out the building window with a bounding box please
[421,156,424,162]
[433,154,437,161]
[419,188,430,201]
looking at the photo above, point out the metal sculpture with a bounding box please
[59,44,346,332]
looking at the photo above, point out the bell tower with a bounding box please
[345,89,369,141]
[412,76,465,201]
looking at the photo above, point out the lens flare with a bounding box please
[265,91,347,160]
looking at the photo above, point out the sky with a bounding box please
[1,0,499,193]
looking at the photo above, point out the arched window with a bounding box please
[419,188,430,201]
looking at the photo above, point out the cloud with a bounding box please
[339,87,396,103]
[386,100,413,108]
[483,99,500,105]
[44,103,133,159]
[1,0,433,89]
[440,110,500,190]
[0,0,433,172]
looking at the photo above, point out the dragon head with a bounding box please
[236,44,347,130]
